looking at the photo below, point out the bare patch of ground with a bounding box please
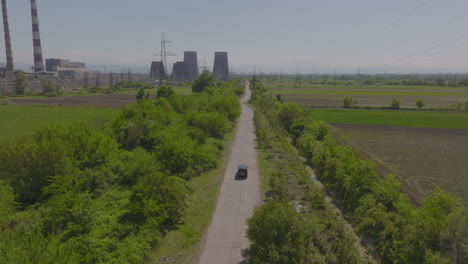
[11,94,153,108]
[331,123,468,206]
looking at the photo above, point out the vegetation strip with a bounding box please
[247,82,372,263]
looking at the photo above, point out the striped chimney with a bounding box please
[1,0,14,73]
[30,0,44,72]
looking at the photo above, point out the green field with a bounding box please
[272,88,468,97]
[265,84,468,108]
[0,105,120,143]
[310,109,468,129]
[267,83,468,91]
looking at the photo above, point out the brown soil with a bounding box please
[331,123,468,206]
[11,94,152,108]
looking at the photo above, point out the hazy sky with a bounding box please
[3,0,468,73]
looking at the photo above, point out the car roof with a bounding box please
[237,164,249,169]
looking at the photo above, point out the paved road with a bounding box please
[197,83,261,264]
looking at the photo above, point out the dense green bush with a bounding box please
[247,201,313,264]
[0,81,240,263]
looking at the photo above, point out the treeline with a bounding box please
[248,82,371,263]
[249,80,468,263]
[0,79,242,263]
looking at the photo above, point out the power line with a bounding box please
[381,32,468,71]
[367,0,434,41]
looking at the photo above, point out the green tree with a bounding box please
[130,173,190,229]
[156,85,174,98]
[0,180,15,224]
[41,78,60,96]
[416,99,425,108]
[14,72,28,95]
[192,70,215,93]
[391,97,401,109]
[342,96,354,108]
[247,201,312,264]
[277,103,303,132]
[136,87,149,102]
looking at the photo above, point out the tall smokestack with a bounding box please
[30,0,44,72]
[1,0,13,73]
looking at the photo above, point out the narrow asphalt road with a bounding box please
[197,83,261,264]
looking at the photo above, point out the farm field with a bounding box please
[266,84,468,108]
[310,109,468,129]
[330,123,468,206]
[0,105,119,143]
[10,85,192,108]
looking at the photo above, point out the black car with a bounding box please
[236,164,249,180]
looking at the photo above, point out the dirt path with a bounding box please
[197,83,261,264]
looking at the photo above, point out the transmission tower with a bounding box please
[200,57,208,72]
[154,33,176,84]
[295,69,301,88]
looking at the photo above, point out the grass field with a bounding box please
[310,109,468,129]
[331,123,468,206]
[0,105,119,143]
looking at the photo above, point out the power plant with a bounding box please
[170,51,200,81]
[213,52,229,80]
[30,0,45,72]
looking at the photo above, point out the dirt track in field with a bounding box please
[197,83,261,264]
[332,123,468,206]
[11,94,146,108]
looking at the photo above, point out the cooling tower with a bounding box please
[150,61,165,79]
[213,52,229,80]
[1,0,13,73]
[171,61,186,80]
[30,0,44,72]
[183,51,199,81]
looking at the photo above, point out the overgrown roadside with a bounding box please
[249,82,373,263]
[145,128,237,263]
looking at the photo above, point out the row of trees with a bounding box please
[249,80,467,263]
[280,103,468,262]
[342,96,426,109]
[0,76,242,263]
[248,81,367,263]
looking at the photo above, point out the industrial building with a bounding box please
[171,61,186,80]
[169,51,200,81]
[150,61,165,79]
[183,51,199,81]
[213,52,229,80]
[46,58,86,72]
[45,58,87,78]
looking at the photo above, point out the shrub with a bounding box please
[391,97,401,109]
[14,73,28,95]
[342,96,353,108]
[192,70,215,93]
[156,85,174,98]
[247,201,312,264]
[416,99,425,108]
